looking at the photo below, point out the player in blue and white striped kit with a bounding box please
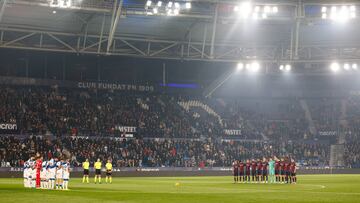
[48,158,57,189]
[62,159,70,190]
[23,159,30,188]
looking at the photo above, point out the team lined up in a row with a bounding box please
[23,156,70,190]
[232,157,297,184]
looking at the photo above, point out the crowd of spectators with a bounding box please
[0,136,330,168]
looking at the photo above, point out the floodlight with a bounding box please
[185,2,191,9]
[279,65,284,70]
[264,6,270,13]
[174,2,180,9]
[246,63,251,70]
[285,64,291,71]
[322,13,327,19]
[234,6,239,12]
[352,63,358,70]
[167,9,172,15]
[174,9,179,15]
[157,1,162,7]
[330,62,340,72]
[153,8,158,14]
[331,6,337,13]
[237,63,244,72]
[146,0,152,7]
[272,6,278,13]
[262,13,267,19]
[167,1,173,8]
[321,7,327,13]
[254,6,260,12]
[350,5,356,11]
[52,10,57,14]
[250,62,260,72]
[344,63,350,70]
[240,2,252,18]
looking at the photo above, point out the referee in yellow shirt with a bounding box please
[82,159,90,183]
[105,160,113,184]
[94,158,102,184]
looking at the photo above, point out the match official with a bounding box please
[94,159,102,184]
[105,160,113,184]
[82,159,90,183]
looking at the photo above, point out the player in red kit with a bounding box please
[262,158,268,183]
[35,156,43,188]
[251,159,257,183]
[290,159,297,184]
[245,160,251,183]
[274,157,280,183]
[279,158,285,184]
[239,160,245,183]
[256,159,263,183]
[232,160,239,183]
[284,159,290,184]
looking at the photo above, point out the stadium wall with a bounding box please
[1,168,360,178]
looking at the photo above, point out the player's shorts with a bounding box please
[95,169,101,175]
[262,170,268,176]
[291,172,296,176]
[245,170,250,176]
[233,169,238,176]
[83,169,89,175]
[280,170,285,175]
[251,170,256,176]
[106,170,112,176]
[239,170,244,176]
[257,169,262,175]
[63,172,70,180]
[275,170,279,175]
[23,169,28,178]
[286,171,291,176]
[40,170,46,180]
[56,169,63,179]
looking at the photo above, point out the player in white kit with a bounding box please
[55,159,63,189]
[48,158,56,189]
[62,159,70,190]
[40,161,48,189]
[23,160,29,188]
[28,157,36,188]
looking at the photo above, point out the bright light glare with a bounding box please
[279,65,284,70]
[237,63,244,72]
[146,0,152,7]
[167,1,173,8]
[167,9,172,15]
[250,62,260,72]
[344,63,350,70]
[157,1,162,7]
[264,6,270,13]
[285,64,291,71]
[321,7,327,13]
[350,6,356,11]
[262,13,267,19]
[330,62,340,72]
[322,13,327,19]
[272,6,278,13]
[331,6,337,13]
[240,2,252,18]
[173,9,179,15]
[174,2,180,9]
[254,6,260,12]
[252,13,258,20]
[352,63,358,70]
[153,8,158,14]
[185,2,191,9]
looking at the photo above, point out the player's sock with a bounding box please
[83,176,85,183]
[86,176,89,183]
[94,176,97,183]
[106,176,108,183]
[99,177,101,183]
[109,177,112,183]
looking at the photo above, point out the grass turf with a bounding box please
[0,175,360,203]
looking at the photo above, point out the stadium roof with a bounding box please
[0,0,360,68]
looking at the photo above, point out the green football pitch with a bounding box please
[0,175,360,203]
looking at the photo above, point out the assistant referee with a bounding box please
[82,159,90,183]
[94,159,102,184]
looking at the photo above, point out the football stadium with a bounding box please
[1,0,360,202]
